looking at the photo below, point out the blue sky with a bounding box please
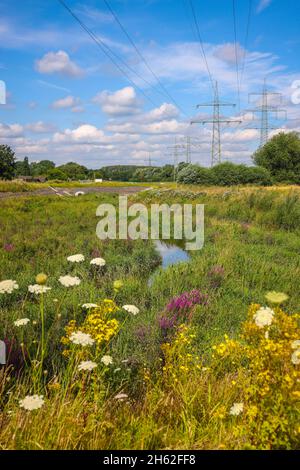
[0,0,299,168]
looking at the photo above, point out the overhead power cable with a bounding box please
[232,0,241,112]
[188,0,215,92]
[58,0,160,108]
[240,0,253,85]
[103,0,187,116]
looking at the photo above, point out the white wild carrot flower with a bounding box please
[14,318,30,327]
[253,307,274,328]
[59,275,81,287]
[90,257,106,267]
[19,395,44,411]
[78,360,97,371]
[70,331,95,347]
[67,254,85,263]
[229,402,244,416]
[82,303,98,309]
[101,355,113,366]
[28,284,51,295]
[0,280,19,294]
[122,305,140,315]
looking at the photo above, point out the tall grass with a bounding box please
[0,187,299,449]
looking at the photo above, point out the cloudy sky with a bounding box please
[0,0,299,168]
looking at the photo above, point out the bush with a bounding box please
[211,162,244,186]
[177,164,215,185]
[240,166,273,186]
[211,163,273,186]
[46,168,68,181]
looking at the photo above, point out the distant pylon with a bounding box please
[148,152,152,167]
[191,82,242,166]
[247,79,286,147]
[186,135,191,164]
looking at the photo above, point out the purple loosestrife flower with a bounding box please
[158,289,209,338]
[166,289,209,315]
[3,243,14,252]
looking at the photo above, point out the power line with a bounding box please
[240,0,253,85]
[232,0,241,112]
[188,0,215,92]
[103,0,187,116]
[58,0,160,108]
[191,81,242,166]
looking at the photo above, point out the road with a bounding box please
[0,185,149,199]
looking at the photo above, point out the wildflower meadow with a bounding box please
[0,187,300,450]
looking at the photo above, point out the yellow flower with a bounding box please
[265,291,289,305]
[35,273,48,285]
[113,280,124,291]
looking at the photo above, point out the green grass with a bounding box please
[0,186,299,449]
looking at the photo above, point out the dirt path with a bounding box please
[0,186,149,199]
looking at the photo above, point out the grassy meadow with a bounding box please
[0,186,300,449]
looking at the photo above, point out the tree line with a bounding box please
[1,132,300,185]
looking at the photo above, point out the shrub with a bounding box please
[46,168,68,181]
[211,162,244,186]
[177,164,215,185]
[241,166,273,186]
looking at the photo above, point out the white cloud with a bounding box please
[53,124,107,144]
[0,123,23,138]
[35,51,84,78]
[25,121,56,133]
[214,43,244,64]
[257,0,272,14]
[142,103,179,122]
[52,96,80,109]
[93,86,141,116]
[106,118,187,135]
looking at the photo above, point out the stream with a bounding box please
[149,240,191,286]
[154,240,190,268]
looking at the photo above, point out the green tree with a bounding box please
[23,157,31,176]
[253,132,300,183]
[30,160,55,176]
[15,156,31,176]
[46,168,68,181]
[0,145,16,180]
[58,162,89,180]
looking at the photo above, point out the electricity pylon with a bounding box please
[191,82,241,166]
[165,138,181,181]
[186,135,191,164]
[247,79,286,147]
[175,136,203,164]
